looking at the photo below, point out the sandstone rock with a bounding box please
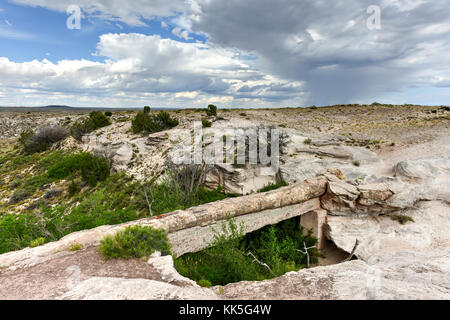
[326,201,450,261]
[59,277,217,300]
[204,163,277,195]
[321,180,399,216]
[219,246,450,300]
[321,180,359,214]
[146,131,168,146]
[395,158,449,181]
[148,253,197,286]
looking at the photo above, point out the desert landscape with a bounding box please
[0,104,448,300]
[1,1,450,306]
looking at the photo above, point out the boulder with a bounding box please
[395,158,449,181]
[219,246,450,300]
[326,201,450,261]
[59,277,217,300]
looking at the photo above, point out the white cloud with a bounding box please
[5,20,12,26]
[171,27,191,40]
[5,0,450,106]
[11,0,188,26]
[0,33,302,107]
[189,0,450,105]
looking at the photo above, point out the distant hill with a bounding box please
[0,105,178,112]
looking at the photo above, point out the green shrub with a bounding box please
[98,226,171,260]
[174,217,319,286]
[390,214,415,225]
[30,237,45,248]
[68,243,83,251]
[71,111,111,141]
[19,125,68,154]
[144,106,151,114]
[68,180,81,196]
[47,152,110,187]
[257,180,288,193]
[0,166,228,255]
[197,280,212,288]
[105,111,113,117]
[18,129,34,147]
[304,138,312,145]
[205,105,217,117]
[131,111,179,134]
[9,189,32,204]
[71,118,96,141]
[89,111,111,129]
[35,150,65,171]
[202,118,212,128]
[196,187,227,204]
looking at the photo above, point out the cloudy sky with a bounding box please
[0,0,449,108]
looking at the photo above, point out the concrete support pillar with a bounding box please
[300,209,327,249]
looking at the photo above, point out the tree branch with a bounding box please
[343,239,360,262]
[246,251,275,275]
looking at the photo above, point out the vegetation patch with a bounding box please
[205,104,217,117]
[29,237,45,248]
[390,214,415,225]
[202,118,212,128]
[174,217,320,286]
[71,111,111,141]
[68,243,83,252]
[131,108,179,134]
[47,152,110,187]
[0,165,228,254]
[257,180,288,193]
[19,125,68,154]
[98,225,171,260]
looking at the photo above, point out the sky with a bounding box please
[0,0,449,108]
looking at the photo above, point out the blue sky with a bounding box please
[0,1,204,62]
[0,0,449,108]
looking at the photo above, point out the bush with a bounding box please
[144,106,151,114]
[174,217,319,286]
[197,280,212,288]
[68,180,81,196]
[43,189,63,199]
[19,125,69,154]
[205,105,217,117]
[47,152,110,187]
[98,226,171,260]
[9,189,32,204]
[390,214,415,225]
[257,180,288,193]
[30,237,45,248]
[202,118,212,128]
[71,118,96,141]
[71,111,111,141]
[0,165,229,255]
[105,111,113,117]
[89,111,111,128]
[131,111,179,134]
[68,243,83,251]
[18,129,34,147]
